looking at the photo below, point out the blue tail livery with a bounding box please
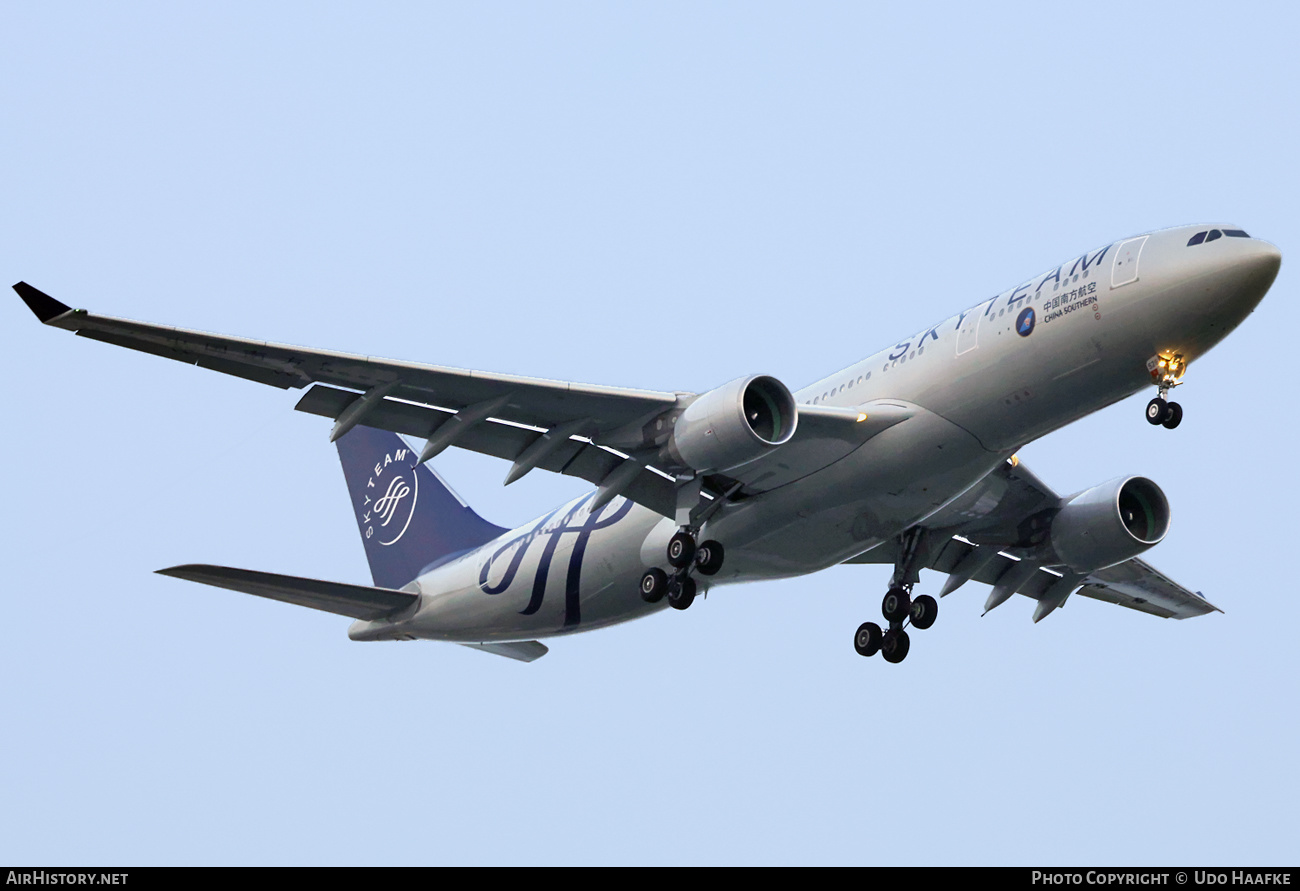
[335,425,508,589]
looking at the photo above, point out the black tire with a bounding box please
[695,540,725,576]
[1146,398,1169,425]
[667,532,696,569]
[854,622,883,657]
[640,568,669,604]
[881,628,911,664]
[882,587,911,623]
[910,594,938,630]
[668,575,696,611]
[1162,401,1183,429]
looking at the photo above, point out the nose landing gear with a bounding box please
[1145,352,1186,429]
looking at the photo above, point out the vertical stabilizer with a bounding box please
[336,425,508,589]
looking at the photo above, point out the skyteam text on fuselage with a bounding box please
[15,223,1281,663]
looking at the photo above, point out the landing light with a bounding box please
[1150,352,1187,383]
[856,412,867,422]
[1007,454,1020,467]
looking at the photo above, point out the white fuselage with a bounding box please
[349,225,1280,644]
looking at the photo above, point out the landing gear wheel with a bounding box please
[910,594,938,630]
[881,628,911,664]
[667,575,697,611]
[1162,401,1183,429]
[667,532,696,569]
[882,587,911,623]
[1146,398,1169,425]
[694,540,725,576]
[854,622,883,657]
[640,568,669,604]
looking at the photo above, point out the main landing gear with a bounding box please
[1145,352,1186,429]
[854,527,938,664]
[639,526,725,612]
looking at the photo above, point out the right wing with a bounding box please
[16,283,910,518]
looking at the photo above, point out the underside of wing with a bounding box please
[293,383,681,516]
[1074,558,1221,619]
[842,456,1220,621]
[846,533,1218,620]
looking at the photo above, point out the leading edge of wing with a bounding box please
[13,282,682,421]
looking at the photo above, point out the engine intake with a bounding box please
[1050,476,1171,572]
[667,375,797,473]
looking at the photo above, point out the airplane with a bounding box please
[13,223,1282,663]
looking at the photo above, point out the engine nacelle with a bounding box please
[667,375,797,473]
[1050,476,1171,572]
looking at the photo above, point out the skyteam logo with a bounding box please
[1016,307,1036,337]
[359,445,419,546]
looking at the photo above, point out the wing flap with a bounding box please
[296,384,677,516]
[156,564,418,620]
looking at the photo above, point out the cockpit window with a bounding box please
[1189,228,1251,246]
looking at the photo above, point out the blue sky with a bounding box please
[2,2,1297,865]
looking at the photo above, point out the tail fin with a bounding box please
[336,425,508,588]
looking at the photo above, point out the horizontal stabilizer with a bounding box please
[460,640,550,662]
[156,564,417,620]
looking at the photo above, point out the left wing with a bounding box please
[16,282,908,519]
[843,458,1220,621]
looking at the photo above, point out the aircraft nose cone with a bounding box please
[1246,239,1283,282]
[1222,237,1282,319]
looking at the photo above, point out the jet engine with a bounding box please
[666,375,797,473]
[1049,476,1170,572]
